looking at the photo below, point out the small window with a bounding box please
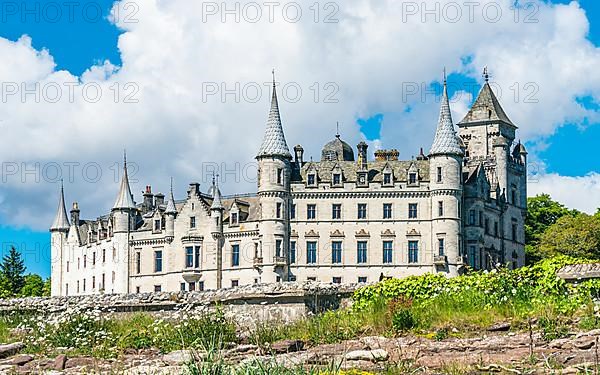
[408,203,418,219]
[408,241,419,263]
[358,276,367,283]
[83,255,87,268]
[230,212,238,225]
[189,282,196,291]
[438,201,444,216]
[332,277,342,284]
[135,252,141,274]
[468,210,476,225]
[231,280,239,288]
[275,240,282,257]
[494,222,499,237]
[83,279,86,292]
[332,204,342,220]
[290,241,296,264]
[307,204,316,220]
[277,168,283,185]
[66,261,70,272]
[357,203,367,219]
[154,219,161,231]
[195,246,201,268]
[383,173,392,185]
[383,203,392,219]
[307,276,317,281]
[332,173,341,186]
[154,285,162,292]
[136,286,141,293]
[438,238,445,256]
[198,281,205,291]
[332,241,342,264]
[437,167,442,183]
[383,241,393,264]
[307,241,317,264]
[357,241,368,263]
[290,204,296,219]
[307,173,316,186]
[185,246,194,268]
[409,173,417,185]
[232,244,240,266]
[92,252,96,266]
[512,223,518,241]
[92,276,96,289]
[102,249,106,263]
[154,250,163,272]
[180,283,186,291]
[190,216,196,229]
[276,202,282,219]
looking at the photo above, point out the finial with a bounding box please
[336,121,340,138]
[272,68,275,86]
[170,177,173,193]
[443,67,447,85]
[483,66,489,82]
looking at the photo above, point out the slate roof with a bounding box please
[292,159,430,183]
[458,82,516,127]
[50,183,70,230]
[429,80,463,156]
[256,80,291,159]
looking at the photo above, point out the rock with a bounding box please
[549,338,573,350]
[270,339,304,354]
[125,365,182,374]
[574,338,596,350]
[65,357,96,369]
[53,354,67,370]
[230,344,258,354]
[360,336,389,349]
[0,342,24,359]
[487,322,511,332]
[9,354,33,366]
[344,349,389,362]
[162,350,193,365]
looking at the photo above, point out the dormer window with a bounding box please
[383,173,392,186]
[154,219,161,232]
[332,173,341,186]
[231,212,238,226]
[408,173,417,185]
[307,173,316,186]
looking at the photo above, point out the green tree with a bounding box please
[20,274,45,297]
[0,246,26,296]
[525,194,578,263]
[42,277,51,297]
[538,213,600,259]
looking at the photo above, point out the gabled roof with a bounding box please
[458,82,516,128]
[256,74,291,159]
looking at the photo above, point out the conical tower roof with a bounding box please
[210,178,224,210]
[429,74,463,156]
[113,152,136,210]
[256,71,291,159]
[458,81,515,127]
[50,181,70,231]
[165,178,177,214]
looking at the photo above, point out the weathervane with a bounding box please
[483,66,490,82]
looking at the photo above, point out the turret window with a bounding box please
[135,252,141,274]
[276,240,282,257]
[232,244,240,267]
[277,168,283,185]
[438,239,445,256]
[437,167,443,183]
[276,202,282,218]
[468,210,476,225]
[438,201,444,216]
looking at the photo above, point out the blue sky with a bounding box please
[0,0,599,278]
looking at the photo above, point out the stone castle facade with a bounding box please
[50,74,527,296]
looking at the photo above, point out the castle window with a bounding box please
[232,244,240,266]
[408,241,419,263]
[438,201,444,217]
[276,240,282,257]
[512,223,518,241]
[485,218,490,234]
[154,285,162,292]
[358,276,367,283]
[307,173,316,186]
[408,203,418,219]
[306,241,317,264]
[357,204,367,220]
[479,211,483,227]
[357,241,368,263]
[136,252,141,274]
[383,241,393,264]
[437,167,443,183]
[511,189,517,205]
[468,245,477,268]
[66,261,70,272]
[290,204,296,219]
[383,203,392,219]
[195,246,201,268]
[332,204,342,220]
[438,239,445,256]
[230,212,238,225]
[92,252,96,266]
[190,216,196,229]
[468,210,476,225]
[83,279,86,292]
[83,255,87,268]
[199,281,205,291]
[185,247,194,268]
[102,274,105,290]
[332,241,342,264]
[154,250,163,272]
[231,280,239,288]
[277,168,283,185]
[65,283,69,296]
[307,276,317,281]
[408,173,417,185]
[102,249,106,263]
[332,173,341,186]
[77,280,80,293]
[307,204,316,220]
[180,283,186,291]
[494,222,499,237]
[383,173,392,186]
[154,219,161,232]
[92,276,96,290]
[332,277,342,284]
[189,282,195,291]
[276,202,282,219]
[290,241,296,264]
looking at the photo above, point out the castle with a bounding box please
[50,73,527,296]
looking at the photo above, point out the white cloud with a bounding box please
[0,0,599,230]
[528,173,600,214]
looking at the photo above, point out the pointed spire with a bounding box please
[256,70,292,159]
[50,180,70,231]
[429,73,463,157]
[165,177,177,214]
[210,175,223,210]
[112,151,136,210]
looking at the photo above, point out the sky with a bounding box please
[0,0,599,278]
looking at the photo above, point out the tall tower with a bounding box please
[429,72,464,276]
[49,181,70,296]
[210,177,225,289]
[256,71,292,283]
[164,178,177,241]
[111,152,137,293]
